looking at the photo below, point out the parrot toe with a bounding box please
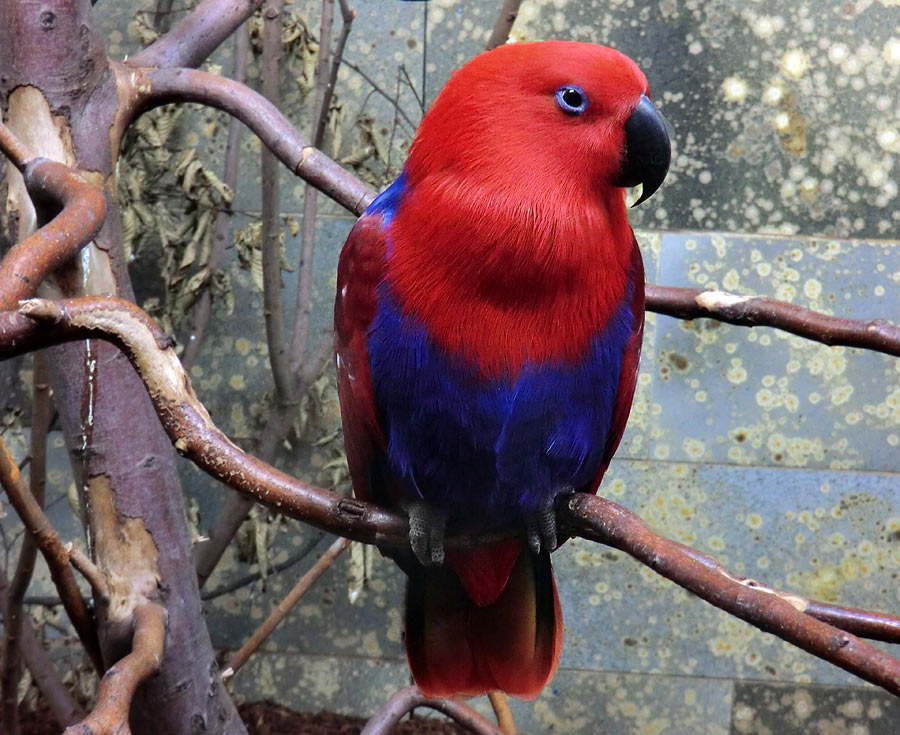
[525,496,559,555]
[407,501,447,566]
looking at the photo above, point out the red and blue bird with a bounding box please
[335,41,670,699]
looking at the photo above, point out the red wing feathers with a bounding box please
[334,215,388,503]
[589,235,646,490]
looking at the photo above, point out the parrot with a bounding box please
[334,41,670,699]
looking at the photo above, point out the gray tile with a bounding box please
[651,232,900,471]
[428,2,900,241]
[731,682,900,735]
[557,459,900,686]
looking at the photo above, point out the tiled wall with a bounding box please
[4,1,900,733]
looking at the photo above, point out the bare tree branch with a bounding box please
[566,493,900,696]
[66,544,111,605]
[2,355,51,735]
[63,602,167,735]
[181,22,250,372]
[361,686,503,735]
[646,285,900,357]
[5,296,900,696]
[487,692,516,735]
[0,436,103,672]
[124,65,377,215]
[221,535,349,680]
[0,159,107,311]
[260,0,293,403]
[484,0,522,50]
[0,567,85,729]
[197,1,354,585]
[127,0,262,70]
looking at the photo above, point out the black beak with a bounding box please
[614,94,671,206]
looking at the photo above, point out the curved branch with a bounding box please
[123,66,376,215]
[646,285,900,357]
[3,297,408,546]
[566,493,900,696]
[63,602,167,735]
[0,121,32,171]
[485,0,523,51]
[0,159,107,310]
[127,0,262,70]
[361,686,503,735]
[0,437,103,672]
[5,296,900,695]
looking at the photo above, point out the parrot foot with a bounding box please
[525,496,558,555]
[407,501,447,566]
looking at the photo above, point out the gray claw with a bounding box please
[407,501,446,566]
[525,497,558,555]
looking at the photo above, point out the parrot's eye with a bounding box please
[555,85,588,115]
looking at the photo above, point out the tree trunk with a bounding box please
[0,3,246,733]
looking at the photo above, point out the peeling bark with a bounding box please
[0,2,246,733]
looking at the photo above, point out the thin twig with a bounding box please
[181,22,250,372]
[646,285,900,357]
[0,568,85,729]
[260,0,293,404]
[0,435,103,672]
[487,691,516,735]
[340,60,418,131]
[128,0,262,69]
[201,530,326,600]
[2,355,51,735]
[221,536,349,680]
[63,603,167,735]
[484,0,523,50]
[361,686,503,735]
[66,544,110,604]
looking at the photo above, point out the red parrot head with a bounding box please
[406,41,671,208]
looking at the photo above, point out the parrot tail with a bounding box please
[404,539,563,700]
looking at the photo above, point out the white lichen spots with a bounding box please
[802,278,822,300]
[230,374,246,390]
[781,49,810,79]
[682,438,705,460]
[727,359,748,385]
[831,384,854,405]
[877,127,900,152]
[722,76,749,103]
[654,444,670,460]
[883,37,900,65]
[695,390,707,402]
[792,690,814,719]
[762,83,784,105]
[746,514,763,530]
[698,171,712,185]
[706,536,725,551]
[751,15,781,39]
[828,43,848,64]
